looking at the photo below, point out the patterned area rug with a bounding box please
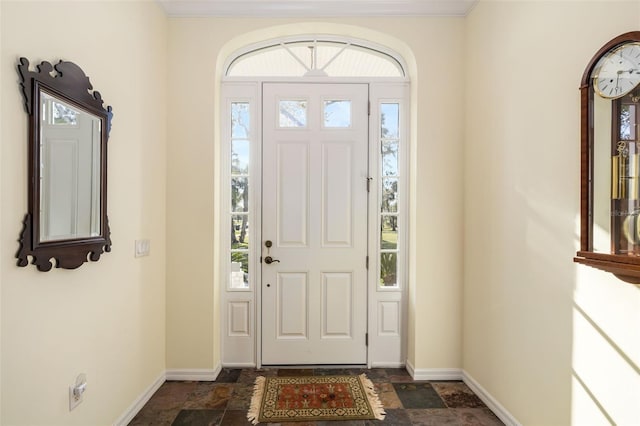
[247,374,386,424]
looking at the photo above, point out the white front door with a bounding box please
[261,83,369,365]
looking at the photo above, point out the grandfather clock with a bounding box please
[574,32,640,283]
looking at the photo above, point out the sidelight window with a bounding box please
[230,102,251,289]
[380,103,400,288]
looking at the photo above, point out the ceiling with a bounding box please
[157,0,478,17]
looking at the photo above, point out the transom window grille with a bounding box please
[225,37,405,78]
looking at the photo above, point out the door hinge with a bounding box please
[366,333,369,346]
[259,256,263,263]
[368,101,371,116]
[366,256,369,269]
[366,177,372,193]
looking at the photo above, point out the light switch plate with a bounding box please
[135,239,150,257]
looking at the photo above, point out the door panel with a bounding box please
[262,83,369,365]
[277,272,308,338]
[322,143,353,246]
[277,143,309,246]
[321,272,353,337]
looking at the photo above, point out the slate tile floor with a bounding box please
[129,368,504,425]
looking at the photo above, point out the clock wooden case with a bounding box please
[575,31,640,283]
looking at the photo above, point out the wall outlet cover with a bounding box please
[69,386,82,411]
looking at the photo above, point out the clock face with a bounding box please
[594,42,640,99]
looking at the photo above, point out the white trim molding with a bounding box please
[165,365,222,382]
[406,359,463,380]
[113,372,166,426]
[158,0,477,18]
[462,370,522,426]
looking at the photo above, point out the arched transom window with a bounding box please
[225,36,406,78]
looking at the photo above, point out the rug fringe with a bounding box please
[247,376,266,425]
[359,373,386,421]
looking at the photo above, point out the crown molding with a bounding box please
[157,0,478,17]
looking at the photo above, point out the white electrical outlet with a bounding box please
[135,239,151,257]
[69,374,87,411]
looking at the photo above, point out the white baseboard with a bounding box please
[113,371,166,426]
[406,359,463,380]
[165,365,222,381]
[462,370,521,426]
[405,362,519,425]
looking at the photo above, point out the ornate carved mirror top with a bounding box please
[16,58,113,271]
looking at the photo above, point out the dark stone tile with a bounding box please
[128,369,499,425]
[226,382,255,410]
[341,368,388,383]
[454,408,504,426]
[171,409,224,426]
[432,382,486,409]
[392,383,446,409]
[364,408,411,424]
[385,368,413,383]
[184,383,233,409]
[145,382,199,411]
[374,382,402,409]
[128,407,179,426]
[314,368,352,376]
[406,408,460,425]
[215,368,242,383]
[220,409,254,425]
[277,368,314,376]
[362,368,389,383]
[237,368,277,385]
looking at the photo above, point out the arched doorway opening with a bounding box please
[218,31,411,368]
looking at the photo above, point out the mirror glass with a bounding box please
[38,90,102,242]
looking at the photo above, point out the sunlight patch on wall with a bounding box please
[572,268,640,425]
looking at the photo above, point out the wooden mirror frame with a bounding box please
[16,58,112,271]
[574,31,640,284]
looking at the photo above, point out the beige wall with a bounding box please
[165,17,465,371]
[0,1,167,424]
[465,1,640,425]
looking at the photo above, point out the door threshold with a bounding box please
[260,364,368,369]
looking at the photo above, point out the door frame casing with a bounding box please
[220,77,409,369]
